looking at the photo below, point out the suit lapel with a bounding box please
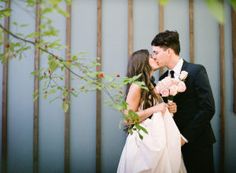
[181,60,189,71]
[159,70,168,80]
[175,60,191,100]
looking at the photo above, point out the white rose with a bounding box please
[179,71,188,80]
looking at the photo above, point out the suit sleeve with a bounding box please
[181,66,215,142]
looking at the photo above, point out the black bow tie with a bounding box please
[170,70,175,78]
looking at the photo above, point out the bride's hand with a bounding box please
[153,102,167,114]
[168,102,177,114]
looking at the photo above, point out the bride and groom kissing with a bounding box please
[117,30,216,173]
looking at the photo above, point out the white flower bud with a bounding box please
[179,71,188,81]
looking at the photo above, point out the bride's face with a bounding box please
[149,54,160,71]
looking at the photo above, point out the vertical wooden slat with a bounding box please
[232,8,236,113]
[158,3,164,76]
[1,1,11,173]
[64,3,71,173]
[219,4,225,172]
[189,0,195,63]
[33,1,41,173]
[158,3,164,32]
[96,0,102,173]
[128,0,133,57]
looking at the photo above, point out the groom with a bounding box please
[151,30,216,173]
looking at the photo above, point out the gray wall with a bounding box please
[0,6,3,172]
[7,1,35,173]
[0,0,235,173]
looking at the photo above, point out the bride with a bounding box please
[117,49,186,173]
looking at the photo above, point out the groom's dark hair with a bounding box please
[151,30,180,55]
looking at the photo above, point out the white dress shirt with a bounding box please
[168,58,184,79]
[168,58,188,143]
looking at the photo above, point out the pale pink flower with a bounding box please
[155,74,187,101]
[171,78,179,85]
[169,85,178,96]
[155,83,163,93]
[160,88,169,97]
[177,81,186,92]
[161,76,172,87]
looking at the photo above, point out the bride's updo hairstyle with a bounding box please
[126,49,162,110]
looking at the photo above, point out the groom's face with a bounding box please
[151,46,169,68]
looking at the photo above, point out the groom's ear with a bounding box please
[167,48,172,55]
[167,48,175,56]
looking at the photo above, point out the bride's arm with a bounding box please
[125,84,166,124]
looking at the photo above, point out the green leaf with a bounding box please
[121,101,128,110]
[47,39,63,49]
[57,86,63,90]
[0,8,11,17]
[204,0,224,24]
[16,46,31,55]
[128,128,133,135]
[42,7,53,15]
[113,103,125,111]
[20,24,28,27]
[31,70,39,76]
[229,0,236,11]
[65,0,71,4]
[123,74,147,91]
[71,91,78,97]
[132,74,142,81]
[138,133,143,140]
[133,81,148,91]
[39,76,45,80]
[49,0,61,6]
[158,0,169,6]
[55,6,69,17]
[26,32,40,39]
[42,28,58,37]
[49,88,56,94]
[135,124,148,134]
[63,101,69,112]
[26,0,36,6]
[48,58,59,72]
[72,55,78,61]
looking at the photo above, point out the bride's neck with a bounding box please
[150,71,154,77]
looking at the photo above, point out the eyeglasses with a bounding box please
[151,51,159,56]
[149,54,156,60]
[151,48,167,56]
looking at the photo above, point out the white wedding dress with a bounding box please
[117,110,187,173]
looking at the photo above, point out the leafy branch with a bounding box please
[0,0,151,138]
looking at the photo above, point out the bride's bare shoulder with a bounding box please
[126,84,141,101]
[129,83,141,91]
[128,83,141,95]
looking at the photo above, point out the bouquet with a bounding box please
[155,71,188,102]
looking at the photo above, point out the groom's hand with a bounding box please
[181,138,186,146]
[168,102,177,114]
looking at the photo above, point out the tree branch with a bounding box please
[0,23,87,80]
[0,23,118,104]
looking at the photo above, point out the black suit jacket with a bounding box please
[160,60,216,146]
